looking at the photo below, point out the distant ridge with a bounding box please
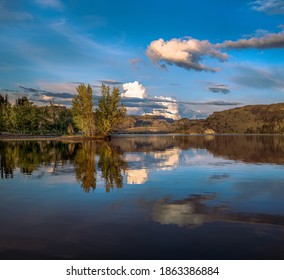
[116,102,284,134]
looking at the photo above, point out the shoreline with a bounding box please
[0,133,284,141]
[0,134,106,141]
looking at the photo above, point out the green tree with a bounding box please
[72,84,95,137]
[14,97,39,133]
[95,84,126,136]
[0,94,15,133]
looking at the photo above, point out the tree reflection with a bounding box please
[73,141,97,192]
[0,142,16,178]
[0,141,77,178]
[71,141,127,192]
[98,142,127,192]
[0,140,127,192]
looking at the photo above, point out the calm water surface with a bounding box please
[0,135,284,259]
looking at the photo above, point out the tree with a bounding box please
[95,84,126,136]
[0,94,14,133]
[14,97,38,133]
[72,84,95,137]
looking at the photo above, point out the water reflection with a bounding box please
[1,135,284,189]
[74,141,97,192]
[111,135,284,164]
[152,194,284,228]
[0,141,76,178]
[1,135,284,260]
[98,142,127,192]
[0,140,126,192]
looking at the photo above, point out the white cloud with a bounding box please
[146,96,180,120]
[146,38,228,72]
[147,30,284,72]
[122,81,148,99]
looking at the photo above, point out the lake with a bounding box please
[0,135,284,260]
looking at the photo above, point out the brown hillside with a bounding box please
[205,103,284,134]
[114,103,284,134]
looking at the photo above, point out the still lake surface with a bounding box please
[0,135,284,260]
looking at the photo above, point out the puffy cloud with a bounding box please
[122,81,148,99]
[120,82,179,119]
[250,0,284,14]
[219,30,284,49]
[121,81,239,119]
[146,38,228,72]
[147,30,284,72]
[146,96,180,120]
[208,84,231,94]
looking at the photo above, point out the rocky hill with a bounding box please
[204,103,284,134]
[115,102,284,134]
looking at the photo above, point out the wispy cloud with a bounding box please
[208,84,231,94]
[219,30,284,49]
[121,99,167,109]
[97,80,124,85]
[33,0,64,10]
[121,96,241,106]
[50,20,127,59]
[231,65,284,90]
[129,58,142,65]
[129,57,143,69]
[250,0,284,14]
[0,2,33,22]
[19,85,74,98]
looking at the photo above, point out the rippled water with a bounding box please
[0,135,284,259]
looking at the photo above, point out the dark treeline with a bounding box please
[0,94,75,134]
[0,140,127,192]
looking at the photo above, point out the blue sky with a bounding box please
[0,0,284,116]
